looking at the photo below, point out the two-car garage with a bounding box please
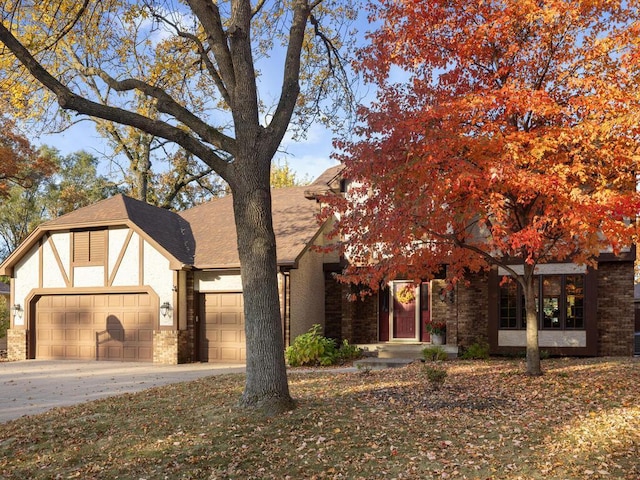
[28,291,247,364]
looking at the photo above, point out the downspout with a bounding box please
[281,269,291,347]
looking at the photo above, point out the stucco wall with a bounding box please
[143,240,173,326]
[289,246,326,341]
[194,271,243,292]
[13,245,38,327]
[12,228,175,327]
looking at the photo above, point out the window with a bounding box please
[499,274,585,330]
[73,230,105,264]
[420,282,430,312]
[499,278,518,329]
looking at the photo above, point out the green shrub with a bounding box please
[285,324,338,367]
[422,345,448,362]
[285,325,364,367]
[424,364,447,389]
[460,341,490,360]
[336,339,363,363]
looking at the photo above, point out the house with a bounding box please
[0,172,339,364]
[2,162,634,364]
[0,282,8,354]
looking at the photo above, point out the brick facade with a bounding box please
[596,261,634,356]
[452,274,490,350]
[324,272,343,341]
[7,329,27,361]
[342,260,634,357]
[153,330,181,364]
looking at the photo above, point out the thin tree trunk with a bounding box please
[523,264,542,375]
[233,173,294,415]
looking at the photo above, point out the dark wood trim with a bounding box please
[488,266,499,354]
[584,267,598,356]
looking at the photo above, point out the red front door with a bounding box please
[392,282,416,339]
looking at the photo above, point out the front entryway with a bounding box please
[392,282,417,338]
[380,281,431,342]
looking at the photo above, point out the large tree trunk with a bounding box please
[232,167,294,415]
[522,264,542,375]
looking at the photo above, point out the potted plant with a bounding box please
[425,320,446,345]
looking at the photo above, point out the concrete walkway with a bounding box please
[0,360,245,423]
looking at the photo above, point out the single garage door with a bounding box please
[200,293,245,363]
[34,293,155,361]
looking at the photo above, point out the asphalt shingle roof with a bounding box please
[1,167,337,273]
[41,194,195,266]
[179,186,321,269]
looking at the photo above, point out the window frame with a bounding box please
[498,274,585,331]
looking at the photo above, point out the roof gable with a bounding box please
[0,195,194,274]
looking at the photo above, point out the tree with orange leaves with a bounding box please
[0,117,53,197]
[331,0,640,375]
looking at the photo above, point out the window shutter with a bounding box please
[74,231,90,263]
[73,230,105,264]
[89,230,105,262]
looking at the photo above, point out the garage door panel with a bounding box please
[51,296,66,308]
[138,312,154,327]
[35,293,155,362]
[200,293,245,363]
[123,295,138,307]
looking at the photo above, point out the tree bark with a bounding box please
[522,263,542,375]
[232,162,294,415]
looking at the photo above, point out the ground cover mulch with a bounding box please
[0,357,638,479]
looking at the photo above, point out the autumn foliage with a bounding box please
[0,117,53,197]
[333,0,640,284]
[327,0,640,374]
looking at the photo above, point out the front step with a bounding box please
[357,343,459,360]
[353,357,415,371]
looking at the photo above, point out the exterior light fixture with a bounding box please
[439,287,455,304]
[12,304,23,318]
[160,301,172,317]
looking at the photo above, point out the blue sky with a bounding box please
[40,119,339,183]
[36,3,371,185]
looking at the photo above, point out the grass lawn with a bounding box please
[0,357,638,479]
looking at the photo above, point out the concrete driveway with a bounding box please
[0,360,245,423]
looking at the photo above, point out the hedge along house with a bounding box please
[0,174,339,364]
[322,176,636,358]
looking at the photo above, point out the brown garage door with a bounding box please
[34,293,155,361]
[200,293,245,363]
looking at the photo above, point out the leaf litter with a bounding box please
[0,358,637,479]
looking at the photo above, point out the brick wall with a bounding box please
[324,272,343,341]
[596,261,634,356]
[153,330,180,364]
[7,329,27,361]
[350,292,378,344]
[455,273,490,349]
